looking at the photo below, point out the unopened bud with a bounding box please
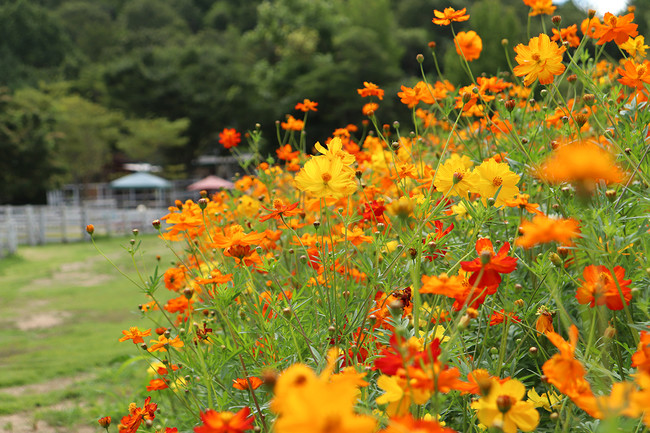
[182,288,194,300]
[575,113,588,127]
[416,53,424,63]
[428,41,437,49]
[501,38,509,46]
[198,198,208,209]
[549,252,562,267]
[583,94,595,106]
[514,284,523,292]
[588,9,596,19]
[496,395,513,413]
[98,417,111,428]
[514,299,524,308]
[552,15,562,25]
[605,189,617,201]
[604,324,617,339]
[86,224,95,235]
[505,99,516,111]
[529,346,538,356]
[459,314,471,330]
[152,219,161,229]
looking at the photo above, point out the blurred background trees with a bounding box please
[0,0,640,203]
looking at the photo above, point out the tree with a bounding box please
[0,88,62,204]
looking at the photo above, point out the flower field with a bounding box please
[95,4,650,433]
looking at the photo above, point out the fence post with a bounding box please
[26,205,36,245]
[80,205,89,241]
[60,206,68,243]
[7,206,17,255]
[37,206,46,244]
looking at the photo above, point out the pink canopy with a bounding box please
[187,175,235,191]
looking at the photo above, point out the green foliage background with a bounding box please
[0,0,643,203]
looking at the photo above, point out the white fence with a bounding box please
[0,205,168,258]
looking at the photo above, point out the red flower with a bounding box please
[194,407,255,433]
[460,238,517,292]
[489,309,521,326]
[423,221,453,261]
[576,265,632,310]
[219,128,241,149]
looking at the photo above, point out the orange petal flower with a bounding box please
[432,7,469,26]
[513,33,566,86]
[576,265,632,311]
[295,98,318,112]
[460,238,518,290]
[194,407,255,433]
[233,377,264,390]
[515,214,580,249]
[454,31,483,62]
[592,12,638,45]
[219,128,241,149]
[119,327,152,344]
[357,82,384,100]
[631,331,650,375]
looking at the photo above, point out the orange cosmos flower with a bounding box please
[362,102,379,116]
[380,414,457,433]
[505,193,543,214]
[281,115,304,131]
[537,140,625,192]
[513,33,566,86]
[276,144,299,161]
[551,24,580,48]
[542,326,601,418]
[523,0,556,16]
[194,407,255,433]
[119,327,152,344]
[98,416,111,429]
[454,31,483,62]
[357,81,384,100]
[489,309,520,326]
[592,12,638,45]
[515,214,580,249]
[617,59,650,90]
[632,331,650,374]
[576,265,632,311]
[118,397,157,433]
[148,335,184,352]
[460,238,518,291]
[295,98,318,112]
[219,128,241,149]
[432,7,469,26]
[146,378,169,391]
[581,16,600,38]
[397,85,420,108]
[259,199,301,222]
[233,377,264,390]
[535,305,555,334]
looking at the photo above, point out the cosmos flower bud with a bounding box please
[416,54,424,63]
[496,395,514,413]
[552,15,562,25]
[549,252,562,267]
[505,99,516,111]
[98,417,111,428]
[152,219,161,229]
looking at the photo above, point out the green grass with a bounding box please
[0,234,175,425]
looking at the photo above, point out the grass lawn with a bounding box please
[0,234,175,431]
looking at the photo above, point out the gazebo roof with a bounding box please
[110,172,172,189]
[187,175,235,191]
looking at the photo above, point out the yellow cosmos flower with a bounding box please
[620,35,649,58]
[471,378,540,433]
[294,155,357,198]
[473,159,520,208]
[527,387,562,412]
[315,136,356,165]
[434,157,481,199]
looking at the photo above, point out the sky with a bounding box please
[564,0,630,15]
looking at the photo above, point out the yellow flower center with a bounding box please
[321,173,332,183]
[598,272,611,285]
[606,16,617,27]
[273,198,284,209]
[532,53,541,62]
[492,176,503,187]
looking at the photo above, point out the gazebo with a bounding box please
[110,172,172,208]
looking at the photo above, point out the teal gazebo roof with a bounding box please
[110,172,172,189]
